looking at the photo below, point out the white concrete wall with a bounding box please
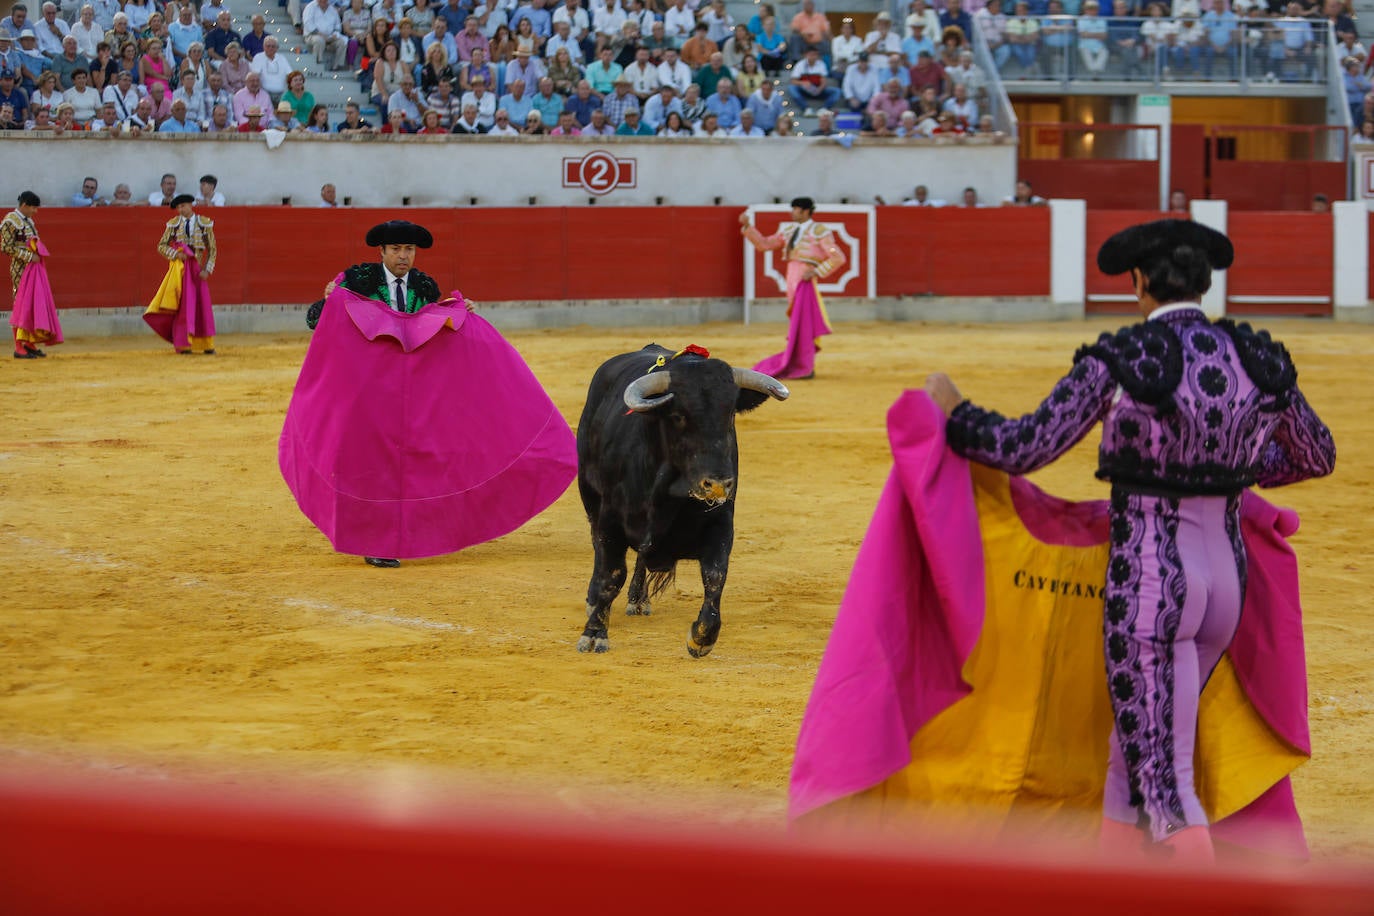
[1,134,1018,209]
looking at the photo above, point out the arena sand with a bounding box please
[1,318,1370,860]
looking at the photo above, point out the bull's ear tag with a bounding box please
[647,355,667,374]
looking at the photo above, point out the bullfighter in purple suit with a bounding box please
[924,219,1336,864]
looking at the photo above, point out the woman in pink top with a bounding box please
[139,37,172,94]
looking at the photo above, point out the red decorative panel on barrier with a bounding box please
[1085,209,1168,315]
[1226,212,1333,316]
[1016,161,1161,210]
[745,207,873,300]
[1210,162,1348,212]
[875,207,1050,297]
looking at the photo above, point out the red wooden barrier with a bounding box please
[875,207,1051,297]
[1084,209,1170,315]
[1017,161,1161,210]
[2,772,1372,916]
[1226,212,1333,316]
[1210,162,1348,212]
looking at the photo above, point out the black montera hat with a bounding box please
[365,220,434,248]
[790,196,816,211]
[1097,218,1234,276]
[169,193,196,207]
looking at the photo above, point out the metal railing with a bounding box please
[970,13,1020,138]
[979,15,1333,90]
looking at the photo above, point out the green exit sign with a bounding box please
[1138,94,1170,106]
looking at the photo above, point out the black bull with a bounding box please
[575,345,789,656]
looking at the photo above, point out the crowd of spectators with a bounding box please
[977,0,1355,83]
[0,0,1008,137]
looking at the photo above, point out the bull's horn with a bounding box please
[733,368,790,401]
[624,371,674,412]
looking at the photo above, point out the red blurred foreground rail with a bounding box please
[1,770,1371,915]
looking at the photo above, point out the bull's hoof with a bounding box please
[576,635,610,653]
[686,634,715,659]
[626,600,651,616]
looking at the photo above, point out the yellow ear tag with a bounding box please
[647,355,667,374]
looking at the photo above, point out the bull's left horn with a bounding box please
[733,368,790,401]
[624,371,674,412]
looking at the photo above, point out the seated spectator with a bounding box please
[251,36,290,98]
[426,75,462,126]
[145,79,172,122]
[200,0,229,30]
[0,68,29,122]
[909,50,948,97]
[1139,3,1174,72]
[266,98,302,130]
[721,23,756,71]
[51,36,90,90]
[138,38,173,96]
[89,40,118,91]
[549,107,581,134]
[34,3,70,58]
[23,103,53,130]
[167,2,204,59]
[583,105,613,134]
[483,106,516,134]
[459,46,495,91]
[158,96,201,131]
[864,109,894,136]
[522,109,545,134]
[1004,1,1041,73]
[788,46,839,110]
[810,108,838,136]
[703,75,739,128]
[959,186,981,207]
[585,45,621,94]
[181,41,214,92]
[867,78,909,125]
[565,77,600,124]
[170,67,200,115]
[102,65,137,118]
[941,82,977,127]
[546,20,583,65]
[104,12,139,58]
[86,98,121,130]
[1074,1,1110,75]
[196,174,225,207]
[734,53,765,97]
[529,75,564,123]
[394,18,424,72]
[62,67,100,122]
[727,107,763,136]
[938,25,968,68]
[679,22,716,70]
[204,10,239,62]
[547,45,582,94]
[655,109,687,136]
[380,106,414,133]
[894,109,928,137]
[694,50,731,95]
[0,99,21,128]
[1002,178,1046,205]
[204,102,232,132]
[1171,16,1205,75]
[123,94,155,132]
[319,183,341,207]
[147,173,177,207]
[421,43,455,94]
[657,46,691,94]
[241,14,267,58]
[220,42,250,93]
[842,51,880,112]
[303,0,349,71]
[611,19,642,69]
[336,99,374,132]
[416,107,446,133]
[788,0,830,60]
[874,51,911,92]
[302,102,331,132]
[460,72,496,127]
[513,15,545,58]
[907,184,947,206]
[590,0,625,54]
[693,109,725,136]
[931,109,966,135]
[865,11,903,58]
[700,0,733,46]
[1354,118,1374,145]
[773,112,797,136]
[232,69,271,124]
[1311,192,1330,213]
[624,45,658,99]
[405,0,436,34]
[51,99,82,131]
[498,76,533,122]
[614,104,652,134]
[663,0,693,48]
[745,77,781,132]
[599,71,638,123]
[451,99,486,132]
[1273,1,1314,81]
[641,82,679,128]
[940,0,974,41]
[110,183,141,205]
[831,18,863,73]
[276,70,311,126]
[505,45,545,89]
[754,15,785,74]
[679,80,705,125]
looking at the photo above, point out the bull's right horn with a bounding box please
[624,371,674,412]
[733,368,790,401]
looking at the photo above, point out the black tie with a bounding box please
[788,225,801,254]
[393,278,405,311]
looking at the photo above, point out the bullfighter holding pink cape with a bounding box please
[144,194,218,355]
[741,197,845,380]
[3,191,62,359]
[279,220,577,570]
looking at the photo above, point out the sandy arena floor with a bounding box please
[1,317,1370,859]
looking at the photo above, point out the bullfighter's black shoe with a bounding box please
[364,557,401,568]
[25,346,46,357]
[202,349,216,355]
[12,350,37,359]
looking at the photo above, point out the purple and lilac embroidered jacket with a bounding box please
[946,306,1336,493]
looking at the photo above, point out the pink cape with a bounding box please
[789,390,1311,856]
[278,283,577,560]
[9,240,63,344]
[753,280,831,379]
[144,243,216,348]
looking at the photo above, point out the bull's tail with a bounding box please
[646,566,677,598]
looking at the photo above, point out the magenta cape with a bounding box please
[9,240,63,344]
[753,280,832,379]
[278,284,577,560]
[144,243,216,349]
[789,391,1311,856]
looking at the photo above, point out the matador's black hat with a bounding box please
[1097,218,1234,276]
[790,197,816,212]
[169,193,196,208]
[365,220,434,248]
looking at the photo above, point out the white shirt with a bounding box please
[1148,302,1201,321]
[625,60,659,95]
[664,4,694,41]
[103,84,140,119]
[34,17,70,57]
[700,7,733,43]
[902,196,946,207]
[831,34,864,67]
[460,89,496,126]
[657,58,692,94]
[148,190,171,205]
[251,51,291,94]
[727,123,763,137]
[196,190,227,206]
[70,20,103,57]
[63,85,101,122]
[383,264,409,309]
[487,122,520,135]
[863,29,902,56]
[842,63,880,102]
[303,1,343,37]
[552,5,590,37]
[592,2,625,37]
